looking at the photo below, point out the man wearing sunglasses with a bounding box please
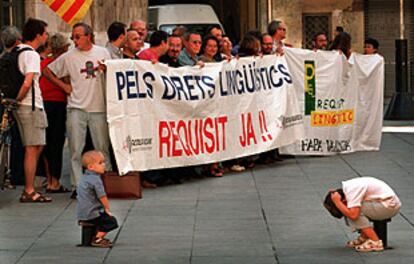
[178,31,202,66]
[42,22,112,198]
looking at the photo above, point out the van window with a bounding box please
[160,24,222,36]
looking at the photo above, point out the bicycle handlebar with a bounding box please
[0,93,18,109]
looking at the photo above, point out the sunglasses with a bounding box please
[70,34,87,40]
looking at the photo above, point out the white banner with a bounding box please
[279,48,384,155]
[106,56,304,173]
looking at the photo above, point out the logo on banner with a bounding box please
[123,135,153,153]
[304,60,316,115]
[276,114,304,128]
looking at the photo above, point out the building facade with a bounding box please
[1,0,413,98]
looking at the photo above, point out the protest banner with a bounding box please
[279,49,384,155]
[106,56,304,173]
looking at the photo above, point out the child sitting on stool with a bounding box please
[324,176,401,252]
[77,150,118,248]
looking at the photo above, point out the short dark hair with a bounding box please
[329,31,352,58]
[183,31,200,42]
[200,35,219,55]
[336,26,344,33]
[22,18,47,42]
[73,22,93,36]
[207,25,222,35]
[239,34,260,57]
[267,20,281,36]
[323,189,345,219]
[365,38,379,49]
[313,32,327,42]
[245,29,262,41]
[107,21,127,42]
[149,30,168,47]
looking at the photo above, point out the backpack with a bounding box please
[0,46,35,109]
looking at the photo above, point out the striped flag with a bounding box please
[42,0,93,26]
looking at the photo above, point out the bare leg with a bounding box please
[24,146,44,198]
[43,156,53,188]
[360,227,380,241]
[95,231,107,239]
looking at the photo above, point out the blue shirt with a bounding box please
[76,170,107,220]
[178,48,199,66]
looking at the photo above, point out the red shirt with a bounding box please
[137,48,159,61]
[40,57,67,103]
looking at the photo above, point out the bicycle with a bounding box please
[0,94,17,190]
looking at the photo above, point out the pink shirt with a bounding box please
[137,48,158,61]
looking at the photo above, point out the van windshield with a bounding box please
[160,24,222,36]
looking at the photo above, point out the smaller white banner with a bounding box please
[280,48,384,155]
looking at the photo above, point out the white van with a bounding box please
[148,4,224,36]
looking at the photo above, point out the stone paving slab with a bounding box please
[1,132,414,263]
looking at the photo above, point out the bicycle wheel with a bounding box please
[0,143,8,189]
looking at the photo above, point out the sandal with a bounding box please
[46,185,71,193]
[20,191,52,203]
[346,236,367,248]
[355,239,384,252]
[91,237,113,248]
[209,164,224,177]
[230,164,245,172]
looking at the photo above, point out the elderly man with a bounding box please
[178,31,202,66]
[130,20,149,52]
[267,20,292,54]
[42,22,112,198]
[0,26,22,55]
[123,29,141,59]
[159,35,182,67]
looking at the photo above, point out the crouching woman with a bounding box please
[324,176,401,252]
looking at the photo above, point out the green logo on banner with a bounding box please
[304,60,316,115]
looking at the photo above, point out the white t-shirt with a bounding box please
[17,44,44,109]
[342,177,401,209]
[48,45,111,112]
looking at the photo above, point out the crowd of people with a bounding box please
[0,17,388,250]
[0,18,381,203]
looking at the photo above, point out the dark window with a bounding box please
[1,0,25,28]
[302,14,331,49]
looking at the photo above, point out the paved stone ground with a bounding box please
[1,130,414,264]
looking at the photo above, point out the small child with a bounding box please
[324,176,401,252]
[77,150,118,248]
